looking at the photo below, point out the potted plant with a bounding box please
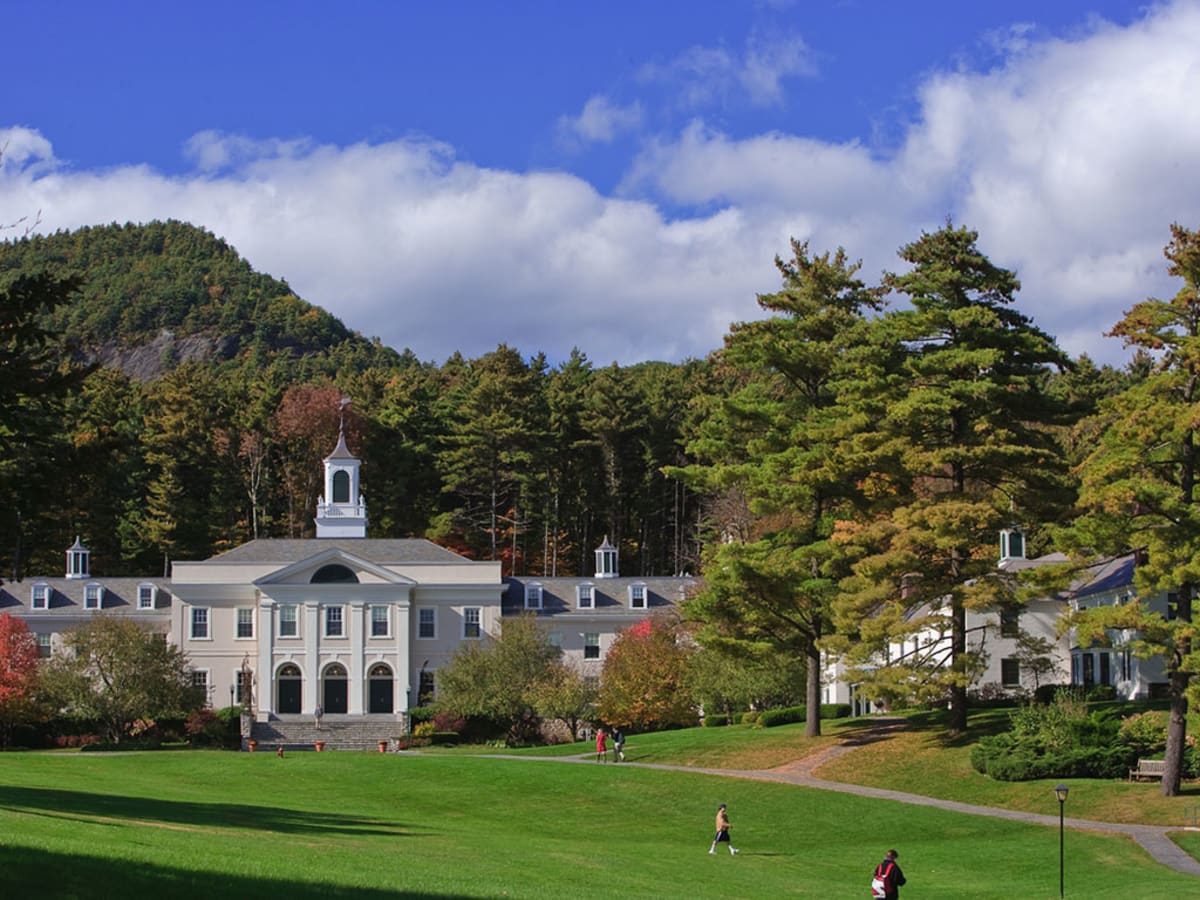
[314,739,326,752]
[247,739,258,752]
[378,739,389,753]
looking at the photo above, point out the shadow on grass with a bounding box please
[0,845,465,899]
[0,785,410,837]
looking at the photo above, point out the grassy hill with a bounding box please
[2,749,1195,899]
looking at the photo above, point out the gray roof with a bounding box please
[1073,553,1136,599]
[202,538,472,565]
[0,577,173,618]
[503,575,698,618]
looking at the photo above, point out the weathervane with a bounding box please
[338,396,351,438]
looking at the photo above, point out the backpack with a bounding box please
[870,860,896,898]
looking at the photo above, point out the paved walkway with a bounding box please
[478,723,1200,878]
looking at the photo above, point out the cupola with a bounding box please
[315,400,368,538]
[65,536,90,579]
[999,525,1025,563]
[595,536,618,579]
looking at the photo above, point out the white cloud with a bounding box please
[557,96,643,148]
[638,31,816,110]
[626,0,1200,365]
[0,130,776,365]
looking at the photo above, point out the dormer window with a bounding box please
[629,583,647,610]
[138,583,157,610]
[577,584,595,609]
[84,583,104,610]
[525,583,544,610]
[31,583,50,610]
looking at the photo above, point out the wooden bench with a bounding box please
[1129,758,1166,782]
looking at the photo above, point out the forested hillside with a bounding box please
[0,221,709,580]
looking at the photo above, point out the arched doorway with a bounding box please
[277,663,302,714]
[323,663,349,714]
[368,663,393,713]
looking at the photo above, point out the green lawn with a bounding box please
[1,750,1196,898]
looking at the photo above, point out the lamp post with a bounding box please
[229,684,235,710]
[1055,784,1069,898]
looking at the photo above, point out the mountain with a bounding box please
[0,219,403,381]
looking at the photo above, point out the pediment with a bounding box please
[254,548,416,586]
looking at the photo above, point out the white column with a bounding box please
[396,595,411,714]
[304,601,320,714]
[256,597,274,723]
[349,602,365,714]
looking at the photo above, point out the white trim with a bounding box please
[369,604,391,638]
[137,583,157,610]
[189,606,211,640]
[525,582,543,610]
[31,583,50,610]
[278,604,300,638]
[325,605,345,637]
[463,607,482,639]
[577,583,594,609]
[629,583,647,610]
[84,582,104,610]
[235,607,255,640]
[417,607,437,640]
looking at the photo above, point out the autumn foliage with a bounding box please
[0,613,41,745]
[598,616,696,730]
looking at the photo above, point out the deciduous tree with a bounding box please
[0,613,40,746]
[39,617,203,744]
[598,616,696,730]
[434,613,561,743]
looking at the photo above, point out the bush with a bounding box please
[820,703,852,719]
[702,714,732,727]
[740,711,760,725]
[1087,685,1117,701]
[1118,710,1168,756]
[430,732,459,745]
[759,706,806,728]
[185,709,232,748]
[1033,683,1073,704]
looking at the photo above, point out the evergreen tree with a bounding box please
[1066,223,1200,795]
[680,241,883,737]
[835,223,1071,733]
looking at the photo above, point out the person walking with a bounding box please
[595,727,608,763]
[612,727,625,762]
[870,849,906,899]
[314,704,323,732]
[708,803,737,856]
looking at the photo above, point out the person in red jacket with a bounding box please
[595,728,608,762]
[871,849,906,899]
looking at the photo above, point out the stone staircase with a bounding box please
[246,714,409,751]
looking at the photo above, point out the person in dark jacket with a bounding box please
[871,848,906,899]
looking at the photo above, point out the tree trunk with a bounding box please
[948,599,968,733]
[805,645,822,738]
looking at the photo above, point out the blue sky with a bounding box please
[4,1,1198,366]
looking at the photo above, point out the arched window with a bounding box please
[332,470,351,503]
[311,564,358,584]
